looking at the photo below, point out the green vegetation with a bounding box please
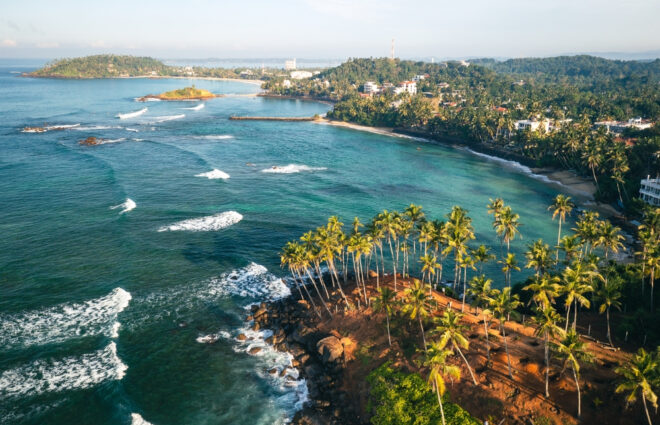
[156,86,215,100]
[28,54,264,80]
[367,363,480,425]
[281,196,660,422]
[29,55,171,78]
[270,57,660,209]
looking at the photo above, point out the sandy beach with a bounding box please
[314,118,627,221]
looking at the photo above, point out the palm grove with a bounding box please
[280,200,660,424]
[265,57,660,209]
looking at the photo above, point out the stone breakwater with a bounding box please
[248,299,360,425]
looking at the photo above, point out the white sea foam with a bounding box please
[204,262,291,300]
[72,125,122,131]
[462,148,567,186]
[0,288,131,349]
[45,123,80,130]
[97,138,127,145]
[135,97,160,102]
[110,198,136,214]
[195,135,234,140]
[261,164,327,174]
[131,413,154,425]
[126,127,140,132]
[150,114,185,123]
[0,342,127,399]
[117,107,148,120]
[184,103,205,111]
[195,169,230,180]
[158,211,242,232]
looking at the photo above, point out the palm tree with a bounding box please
[402,278,434,351]
[378,210,401,290]
[315,226,352,309]
[524,273,560,310]
[645,247,660,311]
[490,287,521,379]
[425,342,461,425]
[595,220,625,261]
[549,195,575,260]
[533,305,563,398]
[404,203,424,256]
[280,241,319,313]
[554,330,593,419]
[420,253,439,288]
[472,244,495,274]
[595,277,622,347]
[433,310,479,385]
[371,287,397,346]
[525,239,552,277]
[500,252,520,292]
[496,206,522,254]
[444,206,475,292]
[468,275,494,362]
[557,234,583,264]
[561,260,596,332]
[615,348,659,425]
[582,145,602,191]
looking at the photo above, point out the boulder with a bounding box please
[237,333,247,341]
[317,336,344,363]
[368,270,378,278]
[248,346,262,355]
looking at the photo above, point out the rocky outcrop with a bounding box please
[317,336,343,363]
[79,136,100,145]
[249,299,360,425]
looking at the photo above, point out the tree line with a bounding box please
[280,200,660,424]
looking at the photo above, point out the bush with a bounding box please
[367,363,480,425]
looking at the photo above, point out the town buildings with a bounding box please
[594,118,654,133]
[640,176,660,206]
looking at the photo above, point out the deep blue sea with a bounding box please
[0,60,568,425]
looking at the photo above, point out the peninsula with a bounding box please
[137,86,220,101]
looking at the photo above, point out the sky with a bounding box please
[1,0,660,60]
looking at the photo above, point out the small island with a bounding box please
[137,86,220,101]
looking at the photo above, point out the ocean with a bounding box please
[0,61,566,425]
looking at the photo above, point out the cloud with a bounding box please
[36,42,59,48]
[1,39,17,47]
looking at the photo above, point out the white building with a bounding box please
[397,81,417,95]
[515,119,550,133]
[413,74,426,82]
[290,70,313,80]
[363,81,379,94]
[640,177,660,207]
[284,59,296,70]
[281,79,292,88]
[594,117,654,133]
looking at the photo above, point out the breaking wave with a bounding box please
[135,97,160,102]
[110,198,136,214]
[261,164,327,174]
[462,148,565,186]
[0,342,127,399]
[195,135,234,140]
[158,211,242,232]
[72,125,122,131]
[184,104,205,111]
[195,169,230,179]
[204,263,291,300]
[131,413,154,425]
[117,108,148,119]
[150,114,185,123]
[0,288,131,349]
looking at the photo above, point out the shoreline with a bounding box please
[313,118,625,220]
[254,274,635,425]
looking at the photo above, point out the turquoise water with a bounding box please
[0,62,566,425]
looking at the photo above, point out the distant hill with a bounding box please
[471,55,660,84]
[28,54,171,78]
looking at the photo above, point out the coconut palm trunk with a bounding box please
[501,323,513,379]
[436,387,446,425]
[483,316,491,362]
[642,394,653,425]
[606,306,613,347]
[544,331,550,397]
[304,269,333,317]
[572,366,582,418]
[385,312,392,346]
[419,316,427,351]
[454,342,478,385]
